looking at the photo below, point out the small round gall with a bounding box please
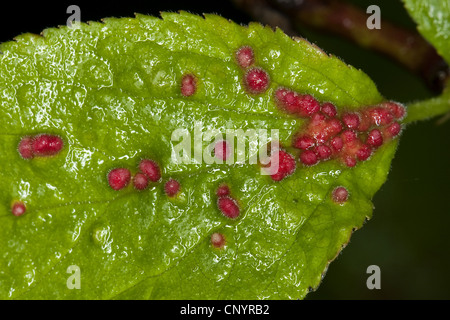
[356,144,372,161]
[270,150,296,181]
[275,88,300,114]
[300,150,318,166]
[367,129,383,147]
[298,95,320,117]
[327,118,344,136]
[11,201,26,217]
[139,159,161,182]
[218,196,240,219]
[321,102,337,118]
[18,136,34,159]
[165,178,181,197]
[332,186,349,204]
[343,155,357,167]
[368,107,394,126]
[342,113,360,130]
[31,134,64,157]
[385,122,402,138]
[315,145,332,160]
[385,102,406,120]
[133,173,149,190]
[245,67,270,94]
[214,140,231,161]
[108,168,131,190]
[235,46,254,69]
[211,232,226,249]
[330,136,344,152]
[181,74,197,97]
[216,184,230,197]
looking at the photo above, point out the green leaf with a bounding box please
[403,0,450,64]
[0,12,398,299]
[402,0,450,123]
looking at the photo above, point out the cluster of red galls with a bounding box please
[236,45,271,95]
[18,134,64,159]
[107,159,180,197]
[15,134,65,216]
[216,184,240,219]
[268,88,406,181]
[234,45,405,182]
[211,183,241,249]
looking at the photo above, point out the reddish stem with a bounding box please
[232,0,449,92]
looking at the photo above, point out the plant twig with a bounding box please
[404,89,450,124]
[231,0,298,36]
[232,0,449,93]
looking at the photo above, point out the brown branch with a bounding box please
[232,0,449,93]
[231,0,298,36]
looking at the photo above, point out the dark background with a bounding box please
[1,0,449,299]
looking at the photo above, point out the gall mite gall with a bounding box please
[236,46,254,69]
[214,140,231,161]
[341,130,358,143]
[133,173,149,190]
[330,136,344,152]
[293,135,315,150]
[321,102,337,118]
[332,186,349,204]
[367,107,394,126]
[297,94,320,117]
[275,88,300,114]
[385,122,402,138]
[181,74,197,97]
[300,150,318,166]
[31,134,64,157]
[367,129,383,147]
[218,196,240,219]
[165,178,181,197]
[270,150,296,181]
[18,136,34,159]
[343,156,357,167]
[11,201,26,217]
[108,168,131,190]
[356,144,372,161]
[385,102,406,120]
[211,232,226,249]
[311,112,326,124]
[342,113,360,130]
[245,67,270,94]
[139,159,161,182]
[216,184,230,197]
[315,145,332,160]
